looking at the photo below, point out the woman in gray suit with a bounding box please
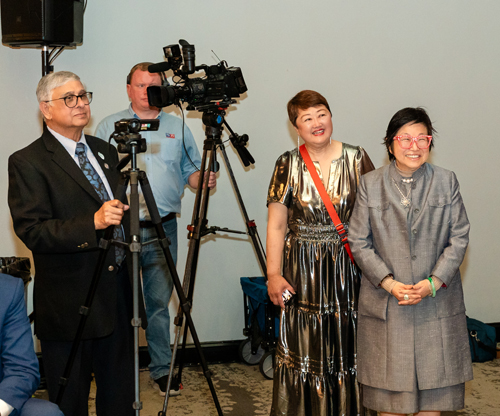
[348,107,472,416]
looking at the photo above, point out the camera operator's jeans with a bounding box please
[140,218,177,381]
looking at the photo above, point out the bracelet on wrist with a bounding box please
[427,276,436,298]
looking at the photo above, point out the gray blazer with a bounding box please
[348,162,472,392]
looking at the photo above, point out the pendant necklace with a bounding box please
[392,178,411,208]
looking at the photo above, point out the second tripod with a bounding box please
[161,107,268,415]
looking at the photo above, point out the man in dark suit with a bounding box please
[0,273,63,416]
[8,71,134,416]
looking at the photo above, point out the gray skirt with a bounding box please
[362,382,465,414]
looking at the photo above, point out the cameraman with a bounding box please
[95,62,216,396]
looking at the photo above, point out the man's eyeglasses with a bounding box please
[394,134,432,149]
[44,92,93,108]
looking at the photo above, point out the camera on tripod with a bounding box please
[146,39,247,111]
[112,118,159,154]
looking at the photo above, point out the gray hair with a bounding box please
[36,71,85,103]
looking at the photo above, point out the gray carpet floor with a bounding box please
[37,358,500,415]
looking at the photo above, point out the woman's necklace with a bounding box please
[395,164,414,183]
[392,178,411,208]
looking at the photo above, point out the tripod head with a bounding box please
[201,106,225,136]
[199,106,255,167]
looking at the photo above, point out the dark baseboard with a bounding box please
[37,339,245,390]
[139,339,243,368]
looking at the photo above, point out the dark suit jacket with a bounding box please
[0,273,40,411]
[8,129,136,341]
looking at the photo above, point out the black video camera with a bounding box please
[146,40,247,111]
[113,118,159,135]
[112,118,159,154]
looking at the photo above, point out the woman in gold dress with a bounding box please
[266,90,374,416]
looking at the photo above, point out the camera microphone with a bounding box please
[148,62,172,73]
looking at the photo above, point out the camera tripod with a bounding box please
[55,131,223,415]
[159,107,267,415]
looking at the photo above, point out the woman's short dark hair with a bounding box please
[384,107,436,161]
[287,90,331,127]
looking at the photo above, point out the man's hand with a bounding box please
[188,170,217,190]
[206,171,216,189]
[94,200,129,230]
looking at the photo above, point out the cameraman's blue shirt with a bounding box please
[95,105,201,220]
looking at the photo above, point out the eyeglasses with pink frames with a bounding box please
[394,134,432,149]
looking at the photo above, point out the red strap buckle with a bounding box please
[335,223,346,235]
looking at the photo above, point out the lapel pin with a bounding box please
[98,152,105,160]
[104,163,109,169]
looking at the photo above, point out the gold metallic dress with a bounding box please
[267,143,374,416]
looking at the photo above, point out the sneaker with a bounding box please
[153,375,182,397]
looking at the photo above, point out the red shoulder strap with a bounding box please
[299,144,355,265]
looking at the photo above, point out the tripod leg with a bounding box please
[157,143,210,395]
[138,170,182,403]
[128,169,144,415]
[55,226,114,406]
[138,170,224,416]
[218,143,267,275]
[175,140,217,384]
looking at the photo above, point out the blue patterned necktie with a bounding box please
[75,142,125,265]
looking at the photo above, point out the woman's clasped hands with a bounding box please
[392,279,433,306]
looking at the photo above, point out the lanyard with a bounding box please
[299,144,355,265]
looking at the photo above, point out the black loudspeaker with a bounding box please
[1,0,84,47]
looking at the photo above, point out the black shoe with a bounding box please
[153,375,181,397]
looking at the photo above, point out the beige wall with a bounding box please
[1,1,499,345]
